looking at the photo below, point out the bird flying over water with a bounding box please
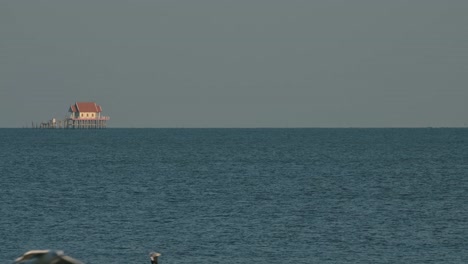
[14,250,84,264]
[149,252,161,264]
[14,249,161,264]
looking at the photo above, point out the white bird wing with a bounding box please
[15,250,50,263]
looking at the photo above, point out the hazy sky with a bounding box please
[1,1,467,127]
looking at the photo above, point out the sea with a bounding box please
[1,128,467,264]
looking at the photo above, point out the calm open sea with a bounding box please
[1,128,467,264]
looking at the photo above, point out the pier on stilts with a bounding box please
[65,117,109,129]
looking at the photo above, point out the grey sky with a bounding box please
[1,1,467,127]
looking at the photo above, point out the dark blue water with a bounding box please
[1,128,467,264]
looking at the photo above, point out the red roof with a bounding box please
[69,102,103,113]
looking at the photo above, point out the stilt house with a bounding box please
[67,102,109,128]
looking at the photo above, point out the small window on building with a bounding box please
[87,114,89,117]
[81,113,83,117]
[92,114,95,117]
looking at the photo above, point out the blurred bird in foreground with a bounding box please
[149,252,161,264]
[14,250,162,264]
[14,250,84,264]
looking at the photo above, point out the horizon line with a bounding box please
[3,126,468,129]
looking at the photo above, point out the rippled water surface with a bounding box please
[1,128,467,263]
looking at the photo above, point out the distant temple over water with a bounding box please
[34,102,110,129]
[67,102,110,128]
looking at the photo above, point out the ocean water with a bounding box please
[1,128,467,264]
